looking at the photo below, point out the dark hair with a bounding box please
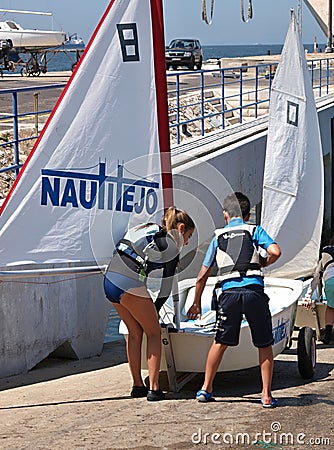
[161,206,195,232]
[223,192,250,219]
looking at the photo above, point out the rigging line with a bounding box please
[0,273,98,285]
[241,0,253,23]
[202,0,214,25]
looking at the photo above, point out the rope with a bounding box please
[0,273,97,285]
[202,0,254,25]
[202,0,214,25]
[241,0,253,23]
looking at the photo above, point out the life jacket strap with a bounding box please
[217,268,263,281]
[115,239,147,271]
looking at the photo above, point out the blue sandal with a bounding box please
[196,389,214,402]
[260,397,278,408]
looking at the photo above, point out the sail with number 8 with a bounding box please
[0,0,172,267]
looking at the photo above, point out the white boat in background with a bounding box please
[65,33,85,47]
[0,20,66,49]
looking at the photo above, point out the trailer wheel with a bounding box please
[297,327,316,378]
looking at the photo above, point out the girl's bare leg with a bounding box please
[113,303,144,387]
[121,288,161,390]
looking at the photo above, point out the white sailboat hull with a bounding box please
[120,277,302,372]
[0,29,66,49]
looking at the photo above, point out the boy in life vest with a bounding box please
[187,192,281,407]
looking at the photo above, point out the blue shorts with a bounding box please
[324,277,334,308]
[104,271,144,304]
[215,285,273,348]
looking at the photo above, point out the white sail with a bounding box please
[0,0,171,266]
[304,0,333,37]
[261,11,324,279]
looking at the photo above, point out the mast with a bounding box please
[298,0,303,35]
[151,0,173,209]
[325,0,333,52]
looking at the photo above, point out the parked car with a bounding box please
[165,39,203,71]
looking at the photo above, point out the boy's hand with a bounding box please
[259,255,268,267]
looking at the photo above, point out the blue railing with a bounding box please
[0,84,65,176]
[0,57,334,178]
[167,57,334,144]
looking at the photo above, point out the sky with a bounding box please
[0,1,326,46]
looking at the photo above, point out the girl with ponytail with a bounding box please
[104,207,194,401]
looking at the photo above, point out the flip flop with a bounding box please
[196,389,214,402]
[260,397,278,408]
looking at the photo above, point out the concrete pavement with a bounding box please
[0,336,333,449]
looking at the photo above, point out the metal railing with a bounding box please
[168,57,334,144]
[0,57,334,178]
[0,264,106,280]
[0,83,65,176]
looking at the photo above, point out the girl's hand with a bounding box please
[187,304,201,320]
[302,298,312,310]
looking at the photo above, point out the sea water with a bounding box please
[201,43,323,60]
[104,307,121,343]
[43,43,323,72]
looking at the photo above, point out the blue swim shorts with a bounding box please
[215,285,274,348]
[104,271,144,304]
[324,277,334,308]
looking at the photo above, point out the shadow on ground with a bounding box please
[164,343,334,405]
[0,339,127,392]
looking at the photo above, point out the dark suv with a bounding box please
[165,39,203,70]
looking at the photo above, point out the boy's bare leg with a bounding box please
[259,345,274,405]
[325,305,334,328]
[201,341,228,393]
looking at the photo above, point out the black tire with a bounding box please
[196,58,203,70]
[20,67,27,77]
[188,58,195,70]
[297,327,316,378]
[172,65,177,70]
